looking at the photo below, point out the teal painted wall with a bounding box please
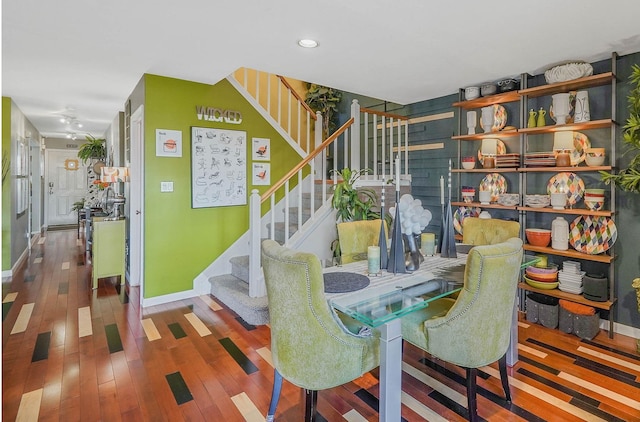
[2,97,11,271]
[342,53,640,330]
[142,75,301,298]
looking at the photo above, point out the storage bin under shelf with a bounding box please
[518,282,616,311]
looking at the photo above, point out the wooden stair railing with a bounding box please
[233,68,318,154]
[247,118,354,297]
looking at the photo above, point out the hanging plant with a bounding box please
[77,135,106,164]
[600,64,640,192]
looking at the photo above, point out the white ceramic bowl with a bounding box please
[525,194,550,208]
[497,193,519,206]
[464,86,480,101]
[544,62,594,84]
[585,155,605,166]
[461,161,475,170]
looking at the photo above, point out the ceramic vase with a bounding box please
[481,106,494,133]
[551,93,571,125]
[551,216,569,250]
[574,90,591,123]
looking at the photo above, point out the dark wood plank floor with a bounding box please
[3,229,639,421]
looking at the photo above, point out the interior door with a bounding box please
[128,106,144,293]
[45,149,86,226]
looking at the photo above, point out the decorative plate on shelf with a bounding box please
[552,132,590,166]
[479,104,508,132]
[453,206,481,235]
[479,173,508,202]
[546,172,585,206]
[477,139,507,166]
[569,215,617,254]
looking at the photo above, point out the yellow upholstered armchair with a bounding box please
[462,217,520,246]
[402,238,523,421]
[261,240,379,421]
[336,219,387,264]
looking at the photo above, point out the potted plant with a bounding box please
[600,64,640,352]
[330,168,378,222]
[600,64,640,191]
[329,168,379,265]
[305,84,343,138]
[77,135,106,164]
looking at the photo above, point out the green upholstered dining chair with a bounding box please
[336,219,387,264]
[401,238,523,422]
[462,217,520,246]
[261,239,379,422]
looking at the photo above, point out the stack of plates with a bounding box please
[525,194,550,208]
[496,153,520,168]
[525,152,556,167]
[558,260,585,294]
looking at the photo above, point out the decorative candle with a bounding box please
[367,246,381,274]
[440,176,444,205]
[420,233,435,257]
[395,156,400,191]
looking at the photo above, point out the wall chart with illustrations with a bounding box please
[191,127,247,208]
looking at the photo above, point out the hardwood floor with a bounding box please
[3,229,639,421]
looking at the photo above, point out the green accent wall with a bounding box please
[142,75,301,298]
[2,97,11,271]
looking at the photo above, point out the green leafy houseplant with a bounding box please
[600,64,640,353]
[600,64,640,192]
[305,84,343,137]
[330,168,378,222]
[71,199,85,213]
[77,135,106,164]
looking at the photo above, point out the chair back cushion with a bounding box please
[337,219,387,264]
[462,217,520,246]
[421,238,523,368]
[261,240,378,390]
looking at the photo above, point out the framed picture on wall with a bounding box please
[252,137,270,161]
[191,127,247,208]
[156,129,183,157]
[252,163,270,185]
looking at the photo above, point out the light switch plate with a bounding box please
[161,181,174,192]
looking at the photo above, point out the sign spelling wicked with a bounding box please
[196,105,243,124]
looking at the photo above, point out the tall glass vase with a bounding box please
[403,234,422,272]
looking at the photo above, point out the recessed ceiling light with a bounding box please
[298,39,318,48]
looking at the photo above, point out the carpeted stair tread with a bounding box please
[229,255,250,282]
[209,274,269,325]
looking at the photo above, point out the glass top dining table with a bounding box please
[324,252,538,422]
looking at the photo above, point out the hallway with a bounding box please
[2,229,640,421]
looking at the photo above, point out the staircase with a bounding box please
[209,184,330,325]
[209,68,411,324]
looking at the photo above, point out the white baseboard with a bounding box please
[2,270,12,278]
[141,288,198,308]
[601,320,640,339]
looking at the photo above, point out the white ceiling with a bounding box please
[3,0,640,139]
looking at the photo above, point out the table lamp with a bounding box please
[553,131,573,167]
[481,138,498,168]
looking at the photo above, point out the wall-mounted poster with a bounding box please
[252,163,270,186]
[252,137,270,161]
[191,127,247,208]
[156,129,183,157]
